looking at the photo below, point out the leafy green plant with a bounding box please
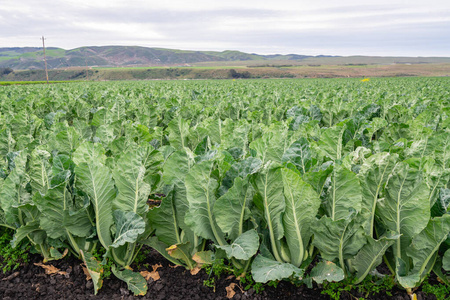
[0,228,30,273]
[421,276,450,300]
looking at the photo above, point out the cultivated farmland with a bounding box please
[0,77,449,299]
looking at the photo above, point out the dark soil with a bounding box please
[0,249,439,300]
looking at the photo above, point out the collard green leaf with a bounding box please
[140,236,184,267]
[75,162,114,249]
[249,129,287,164]
[216,229,259,260]
[251,166,285,262]
[324,164,362,221]
[312,215,366,271]
[443,249,450,271]
[353,234,398,284]
[0,150,29,225]
[302,161,333,196]
[147,186,181,246]
[377,162,430,262]
[399,215,450,288]
[310,261,345,284]
[53,127,81,154]
[162,149,194,185]
[0,128,15,157]
[112,148,150,216]
[424,166,450,207]
[72,142,107,166]
[281,168,320,267]
[80,250,103,295]
[167,117,190,150]
[184,160,225,245]
[282,138,316,174]
[251,255,303,283]
[11,220,42,248]
[112,265,148,296]
[317,125,346,160]
[110,210,146,248]
[214,177,254,240]
[29,149,52,195]
[165,242,196,269]
[358,152,398,236]
[219,157,262,196]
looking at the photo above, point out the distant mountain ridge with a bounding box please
[1,46,449,70]
[0,46,333,70]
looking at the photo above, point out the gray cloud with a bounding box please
[0,0,449,56]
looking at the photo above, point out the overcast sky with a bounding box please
[1,0,449,56]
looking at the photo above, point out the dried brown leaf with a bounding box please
[34,262,67,276]
[225,275,235,281]
[226,283,236,299]
[140,264,162,281]
[169,264,181,269]
[190,266,201,275]
[81,265,91,281]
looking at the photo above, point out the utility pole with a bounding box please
[85,52,89,81]
[41,36,49,83]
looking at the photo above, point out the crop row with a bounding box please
[0,78,449,297]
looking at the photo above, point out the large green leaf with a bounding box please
[53,127,81,154]
[110,210,146,248]
[377,162,430,262]
[80,251,103,295]
[310,261,345,284]
[443,249,450,271]
[184,160,225,245]
[0,150,29,225]
[72,142,107,166]
[302,161,333,196]
[140,236,184,267]
[11,220,42,248]
[162,149,194,185]
[353,234,398,284]
[324,164,362,221]
[251,165,285,262]
[112,265,148,296]
[0,128,15,158]
[219,157,261,196]
[281,168,320,267]
[29,149,52,195]
[75,162,114,249]
[214,177,254,240]
[398,215,450,288]
[216,229,259,260]
[249,129,287,164]
[147,186,181,246]
[112,148,150,216]
[312,215,366,272]
[164,242,196,269]
[282,137,316,174]
[358,152,398,236]
[251,255,303,283]
[167,117,190,150]
[317,124,346,160]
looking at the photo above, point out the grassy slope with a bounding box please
[2,63,449,82]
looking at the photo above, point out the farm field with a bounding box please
[0,77,449,299]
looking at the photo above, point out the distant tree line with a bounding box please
[228,69,251,79]
[0,67,13,76]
